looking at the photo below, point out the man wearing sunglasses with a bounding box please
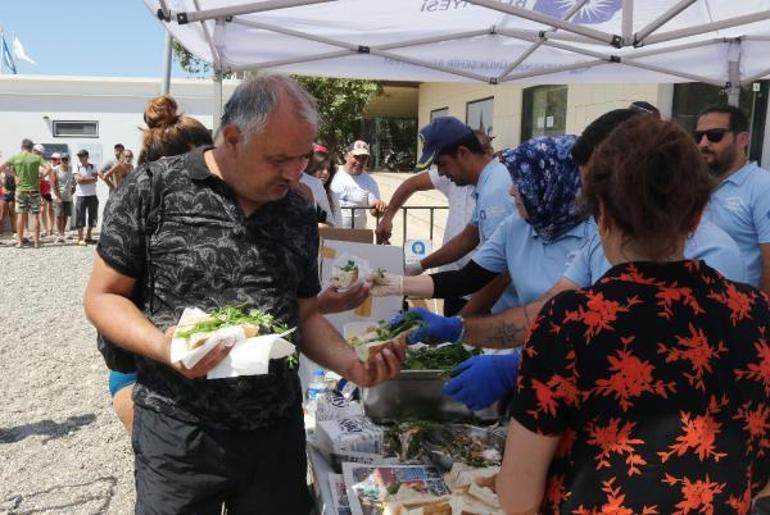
[696,105,770,293]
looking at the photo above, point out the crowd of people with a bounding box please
[0,141,135,247]
[3,72,763,512]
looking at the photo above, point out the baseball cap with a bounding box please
[313,143,329,154]
[416,117,474,171]
[33,143,45,154]
[629,100,660,117]
[51,152,61,159]
[76,149,89,157]
[61,153,70,160]
[348,140,370,156]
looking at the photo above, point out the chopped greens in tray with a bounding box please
[402,344,479,372]
[176,305,291,338]
[384,421,503,468]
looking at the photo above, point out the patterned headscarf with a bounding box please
[501,134,585,241]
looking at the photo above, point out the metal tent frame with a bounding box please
[150,0,770,128]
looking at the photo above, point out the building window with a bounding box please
[521,85,567,140]
[466,97,494,135]
[672,83,754,134]
[430,107,449,121]
[52,120,99,138]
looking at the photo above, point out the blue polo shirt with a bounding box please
[703,161,770,287]
[470,159,517,244]
[564,219,747,287]
[469,158,518,313]
[473,214,593,306]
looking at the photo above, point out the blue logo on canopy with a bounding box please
[533,0,622,25]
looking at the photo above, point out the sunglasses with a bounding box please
[693,128,732,143]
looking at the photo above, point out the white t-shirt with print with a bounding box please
[74,163,98,197]
[330,168,381,229]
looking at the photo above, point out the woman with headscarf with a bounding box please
[370,135,593,410]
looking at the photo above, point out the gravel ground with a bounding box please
[0,234,135,514]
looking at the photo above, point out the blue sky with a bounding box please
[1,1,197,78]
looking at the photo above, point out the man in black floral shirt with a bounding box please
[84,75,404,514]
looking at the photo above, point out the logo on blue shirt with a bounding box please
[533,0,622,24]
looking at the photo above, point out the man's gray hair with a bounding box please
[219,74,318,139]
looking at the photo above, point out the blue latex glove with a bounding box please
[442,351,521,411]
[392,307,462,345]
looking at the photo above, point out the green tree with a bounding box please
[171,41,381,155]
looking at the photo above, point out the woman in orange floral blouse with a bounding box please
[497,115,770,514]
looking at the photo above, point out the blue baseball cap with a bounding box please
[416,117,474,171]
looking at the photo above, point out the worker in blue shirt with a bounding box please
[564,217,746,288]
[696,105,770,293]
[403,116,518,313]
[371,134,591,409]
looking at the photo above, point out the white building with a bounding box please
[0,75,240,229]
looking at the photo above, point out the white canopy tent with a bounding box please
[144,0,770,125]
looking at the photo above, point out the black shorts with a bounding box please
[41,193,53,202]
[75,195,98,228]
[132,403,312,515]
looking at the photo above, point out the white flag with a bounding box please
[12,36,35,65]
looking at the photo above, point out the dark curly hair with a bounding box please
[583,115,715,260]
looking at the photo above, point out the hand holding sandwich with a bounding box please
[342,342,405,387]
[164,325,235,380]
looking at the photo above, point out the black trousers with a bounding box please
[75,195,98,228]
[132,404,312,515]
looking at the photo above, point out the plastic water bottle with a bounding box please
[305,368,329,421]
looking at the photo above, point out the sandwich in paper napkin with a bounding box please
[329,253,371,291]
[169,307,296,379]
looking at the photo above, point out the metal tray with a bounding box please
[362,369,499,424]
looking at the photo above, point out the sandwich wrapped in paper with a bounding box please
[169,306,297,379]
[345,312,421,363]
[331,259,361,290]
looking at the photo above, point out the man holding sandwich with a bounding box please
[84,75,404,514]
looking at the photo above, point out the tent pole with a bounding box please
[621,59,726,86]
[741,68,770,86]
[213,69,223,134]
[173,0,335,24]
[502,59,607,82]
[727,40,741,106]
[497,0,589,80]
[629,38,721,58]
[465,0,619,46]
[622,0,634,46]
[644,11,770,46]
[229,50,354,72]
[633,0,697,45]
[194,0,222,68]
[161,32,172,95]
[233,18,489,53]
